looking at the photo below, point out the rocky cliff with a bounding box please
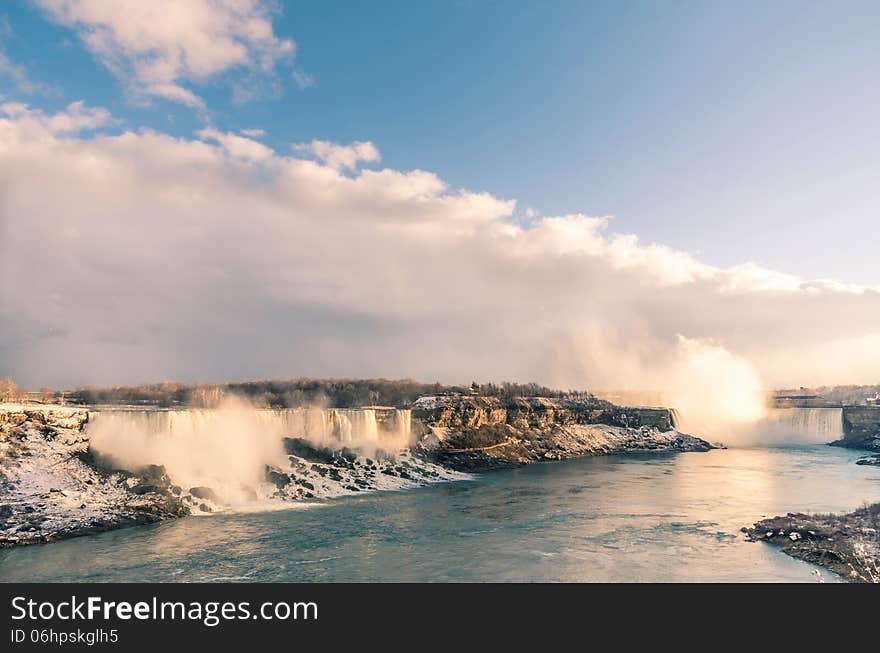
[833,407,880,452]
[411,395,711,470]
[411,395,676,430]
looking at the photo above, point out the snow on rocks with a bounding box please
[0,405,188,547]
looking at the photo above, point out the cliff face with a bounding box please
[0,405,188,547]
[411,395,709,470]
[411,395,676,431]
[838,407,880,452]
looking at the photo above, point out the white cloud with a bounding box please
[197,127,273,162]
[1,102,879,400]
[292,139,381,171]
[33,0,297,108]
[0,100,112,133]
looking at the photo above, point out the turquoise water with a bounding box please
[2,446,878,582]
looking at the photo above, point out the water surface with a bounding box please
[2,445,878,582]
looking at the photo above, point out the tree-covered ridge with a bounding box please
[60,379,598,409]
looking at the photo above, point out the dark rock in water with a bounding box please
[266,469,291,488]
[0,505,13,518]
[189,486,219,502]
[283,437,336,464]
[198,503,212,513]
[855,455,880,466]
[339,447,358,463]
[129,484,163,495]
[135,464,172,487]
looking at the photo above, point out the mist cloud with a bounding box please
[1,101,879,399]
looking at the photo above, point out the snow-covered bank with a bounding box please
[0,405,187,546]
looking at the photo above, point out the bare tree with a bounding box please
[0,378,23,403]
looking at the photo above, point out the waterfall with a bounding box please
[87,406,411,446]
[765,407,843,441]
[395,409,412,441]
[334,409,378,443]
[668,408,681,430]
[84,405,416,505]
[78,402,447,510]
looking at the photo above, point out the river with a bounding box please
[1,445,878,582]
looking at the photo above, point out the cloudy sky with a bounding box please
[1,0,879,393]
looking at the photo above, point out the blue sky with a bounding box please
[3,0,878,284]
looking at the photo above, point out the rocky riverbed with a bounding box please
[746,504,880,582]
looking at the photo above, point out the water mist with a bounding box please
[86,397,416,507]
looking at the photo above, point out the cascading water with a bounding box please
[84,404,420,506]
[765,407,844,442]
[333,409,379,443]
[88,406,411,445]
[668,408,682,430]
[395,409,412,442]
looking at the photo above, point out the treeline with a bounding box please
[776,384,880,405]
[63,378,596,408]
[805,385,880,405]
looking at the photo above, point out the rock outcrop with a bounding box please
[411,395,711,470]
[0,405,188,547]
[745,505,880,582]
[830,407,880,453]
